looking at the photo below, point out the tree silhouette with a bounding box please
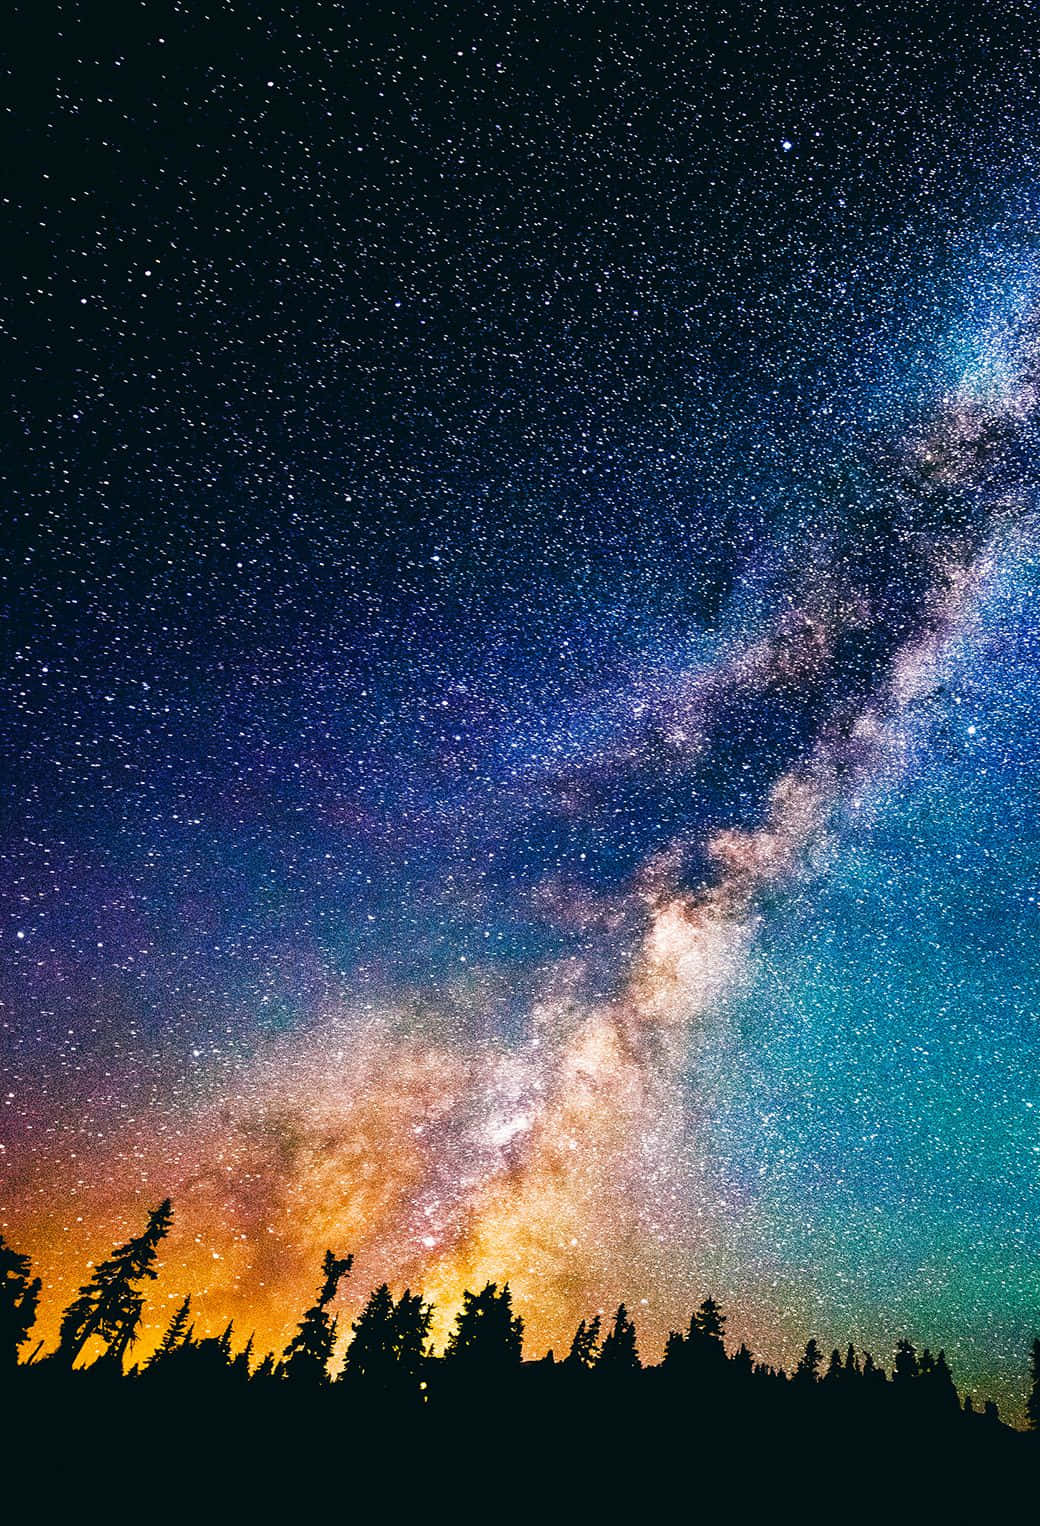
[596,1304,640,1374]
[444,1282,523,1372]
[662,1295,729,1380]
[9,1196,1040,1498]
[232,1332,254,1381]
[282,1249,353,1385]
[343,1283,432,1387]
[56,1199,173,1369]
[893,1339,919,1385]
[861,1352,885,1384]
[732,1342,754,1377]
[252,1351,277,1382]
[694,1295,726,1348]
[566,1314,602,1370]
[0,1233,41,1369]
[144,1295,191,1371]
[795,1338,822,1383]
[923,1349,959,1414]
[393,1290,433,1381]
[1027,1338,1040,1431]
[343,1282,395,1382]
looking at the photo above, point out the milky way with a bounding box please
[6,5,1040,1419]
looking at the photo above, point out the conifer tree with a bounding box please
[861,1352,884,1383]
[444,1282,523,1371]
[565,1314,602,1370]
[824,1347,843,1382]
[732,1342,754,1377]
[393,1289,432,1380]
[893,1339,919,1385]
[1027,1338,1040,1431]
[342,1283,395,1382]
[596,1304,640,1374]
[343,1283,432,1386]
[694,1295,727,1350]
[144,1295,191,1370]
[0,1233,41,1368]
[844,1343,859,1377]
[795,1338,822,1383]
[56,1199,173,1369]
[232,1333,255,1381]
[282,1249,353,1385]
[929,1349,959,1412]
[662,1329,686,1368]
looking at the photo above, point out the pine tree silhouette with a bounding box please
[282,1249,353,1385]
[893,1339,919,1385]
[596,1304,640,1374]
[393,1289,433,1381]
[444,1282,523,1371]
[662,1329,685,1367]
[662,1296,728,1379]
[861,1352,885,1384]
[565,1314,602,1370]
[922,1349,959,1414]
[732,1342,754,1377]
[343,1283,432,1387]
[0,1233,41,1368]
[343,1283,395,1382]
[232,1332,254,1381]
[795,1338,823,1383]
[144,1295,191,1370]
[843,1343,859,1377]
[694,1295,726,1348]
[56,1199,173,1369]
[824,1347,843,1382]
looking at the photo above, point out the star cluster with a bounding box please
[5,3,1040,1417]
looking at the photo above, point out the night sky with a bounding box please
[5,3,1040,1416]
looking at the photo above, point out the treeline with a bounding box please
[3,1198,1040,1435]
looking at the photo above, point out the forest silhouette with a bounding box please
[3,1201,1038,1518]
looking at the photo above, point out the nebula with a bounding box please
[11,306,1037,1374]
[10,12,1040,1423]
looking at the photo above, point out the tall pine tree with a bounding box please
[56,1199,173,1369]
[342,1283,396,1383]
[281,1250,353,1385]
[143,1295,191,1371]
[565,1314,602,1371]
[795,1338,822,1383]
[596,1305,640,1374]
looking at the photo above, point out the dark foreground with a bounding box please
[7,1361,1036,1524]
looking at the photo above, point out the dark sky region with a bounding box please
[5,1,1040,1418]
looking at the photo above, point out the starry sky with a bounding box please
[5,2,1040,1415]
